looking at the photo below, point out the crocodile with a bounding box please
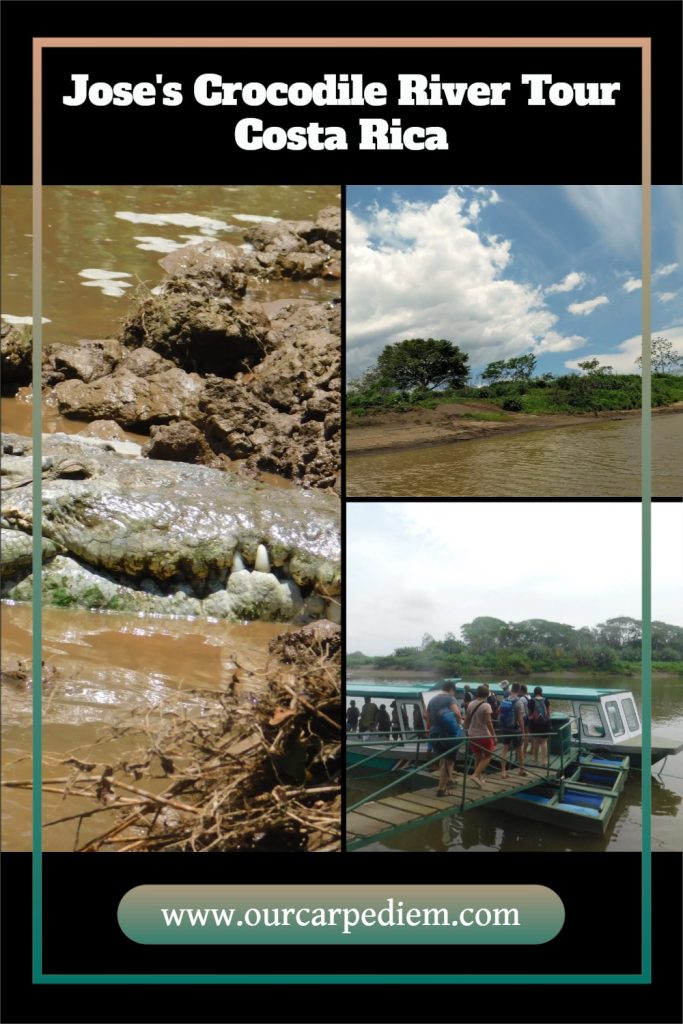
[1,433,340,623]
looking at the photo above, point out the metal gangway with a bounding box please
[346,725,570,851]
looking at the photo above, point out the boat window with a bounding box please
[579,704,606,738]
[605,701,625,737]
[621,698,640,732]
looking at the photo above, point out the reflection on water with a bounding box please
[1,601,291,851]
[347,415,683,498]
[347,675,683,853]
[2,185,340,345]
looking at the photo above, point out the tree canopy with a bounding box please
[375,337,470,391]
[635,336,683,374]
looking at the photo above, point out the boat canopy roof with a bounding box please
[346,680,633,703]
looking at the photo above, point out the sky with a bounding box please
[346,185,683,381]
[346,502,683,655]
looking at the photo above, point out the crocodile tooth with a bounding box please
[254,544,270,573]
[232,551,246,572]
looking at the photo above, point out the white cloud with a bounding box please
[564,324,683,374]
[545,271,586,294]
[654,262,679,278]
[622,277,642,293]
[346,190,580,377]
[535,331,586,353]
[657,291,677,304]
[567,295,609,316]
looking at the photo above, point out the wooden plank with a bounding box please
[360,802,421,827]
[346,811,392,837]
[381,793,455,815]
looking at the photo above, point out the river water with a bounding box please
[347,414,683,498]
[2,602,289,851]
[346,675,683,853]
[1,185,340,850]
[2,184,340,343]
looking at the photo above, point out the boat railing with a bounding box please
[347,725,568,815]
[346,732,430,772]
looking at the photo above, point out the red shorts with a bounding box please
[472,736,495,755]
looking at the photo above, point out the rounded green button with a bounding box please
[118,884,564,945]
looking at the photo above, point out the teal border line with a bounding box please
[29,42,652,989]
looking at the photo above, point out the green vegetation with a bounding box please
[348,337,683,417]
[349,617,683,677]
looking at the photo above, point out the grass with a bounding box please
[460,411,511,422]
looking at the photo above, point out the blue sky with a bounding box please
[346,185,683,381]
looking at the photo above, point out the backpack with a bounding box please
[498,696,518,730]
[531,698,548,724]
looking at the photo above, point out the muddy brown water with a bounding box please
[2,185,340,343]
[1,185,339,849]
[347,414,683,498]
[2,602,291,851]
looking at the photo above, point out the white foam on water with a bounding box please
[80,280,133,297]
[177,234,214,246]
[78,268,133,280]
[1,314,51,324]
[232,214,281,224]
[116,211,231,233]
[132,236,186,253]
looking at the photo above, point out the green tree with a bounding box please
[505,353,537,380]
[461,616,507,655]
[376,338,470,392]
[481,353,537,383]
[481,359,507,384]
[577,358,613,375]
[635,336,683,374]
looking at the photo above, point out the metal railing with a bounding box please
[347,723,569,815]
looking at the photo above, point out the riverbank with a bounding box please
[346,667,681,680]
[346,401,683,457]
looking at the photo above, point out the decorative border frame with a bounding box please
[30,35,652,985]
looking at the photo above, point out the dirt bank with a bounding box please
[347,400,683,457]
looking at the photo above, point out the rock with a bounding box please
[199,301,340,489]
[274,251,338,280]
[242,220,315,254]
[1,323,32,385]
[158,240,250,299]
[120,293,277,377]
[121,346,175,378]
[142,421,216,465]
[76,420,127,441]
[158,239,245,278]
[42,339,122,386]
[53,367,204,430]
[301,206,342,250]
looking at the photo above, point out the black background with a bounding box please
[39,46,642,184]
[1,1,683,1022]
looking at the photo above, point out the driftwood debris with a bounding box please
[6,621,341,853]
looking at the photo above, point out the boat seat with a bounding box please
[513,791,555,805]
[561,790,604,810]
[555,802,603,818]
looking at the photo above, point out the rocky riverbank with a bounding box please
[2,205,341,491]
